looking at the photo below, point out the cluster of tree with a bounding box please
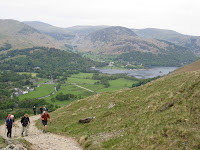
[0,98,18,110]
[0,71,31,82]
[92,73,138,81]
[117,46,197,67]
[18,98,56,110]
[55,92,76,101]
[0,98,59,120]
[0,109,33,121]
[0,47,106,78]
[132,76,160,88]
[94,79,110,88]
[0,43,12,51]
[0,71,32,98]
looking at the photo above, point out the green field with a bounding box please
[18,72,38,77]
[66,73,136,93]
[18,73,137,105]
[44,84,94,105]
[18,84,55,100]
[44,73,137,104]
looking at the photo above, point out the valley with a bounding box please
[0,17,200,150]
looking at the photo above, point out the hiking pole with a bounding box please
[4,126,7,136]
[14,125,18,138]
[14,126,16,138]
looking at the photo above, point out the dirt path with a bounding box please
[0,115,82,150]
[70,83,94,92]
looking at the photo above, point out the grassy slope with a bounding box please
[44,70,200,149]
[174,59,200,74]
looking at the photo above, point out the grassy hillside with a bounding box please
[42,69,200,149]
[74,26,197,66]
[173,59,200,74]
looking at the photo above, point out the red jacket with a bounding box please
[41,113,50,121]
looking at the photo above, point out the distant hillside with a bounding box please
[47,61,200,149]
[2,20,198,67]
[66,25,109,35]
[24,21,75,40]
[133,28,200,55]
[0,19,62,50]
[87,26,137,43]
[74,26,197,66]
[24,21,108,41]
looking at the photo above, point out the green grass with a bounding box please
[68,73,136,92]
[18,72,38,77]
[18,84,55,100]
[70,73,94,79]
[44,84,94,105]
[37,71,200,149]
[67,78,98,85]
[35,78,50,84]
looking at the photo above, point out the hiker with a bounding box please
[33,106,36,115]
[40,106,43,114]
[43,106,48,113]
[5,115,17,138]
[21,114,30,136]
[41,111,51,133]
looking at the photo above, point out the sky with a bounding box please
[0,0,200,36]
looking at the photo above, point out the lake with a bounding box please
[94,67,178,79]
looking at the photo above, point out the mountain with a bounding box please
[47,60,200,149]
[0,19,62,50]
[74,26,197,66]
[24,21,75,41]
[86,26,137,43]
[133,28,200,55]
[65,25,109,35]
[24,21,108,41]
[2,20,197,66]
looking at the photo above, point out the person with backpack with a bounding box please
[41,111,51,133]
[5,115,17,138]
[21,114,30,136]
[33,106,36,115]
[40,106,43,114]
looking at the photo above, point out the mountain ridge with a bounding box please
[0,19,62,49]
[133,28,200,55]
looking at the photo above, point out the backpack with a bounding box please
[22,117,29,127]
[6,114,11,120]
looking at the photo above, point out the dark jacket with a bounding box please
[6,118,14,127]
[33,107,36,111]
[21,116,30,127]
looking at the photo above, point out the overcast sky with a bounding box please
[1,0,200,36]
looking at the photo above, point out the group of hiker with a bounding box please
[4,105,51,138]
[33,106,49,115]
